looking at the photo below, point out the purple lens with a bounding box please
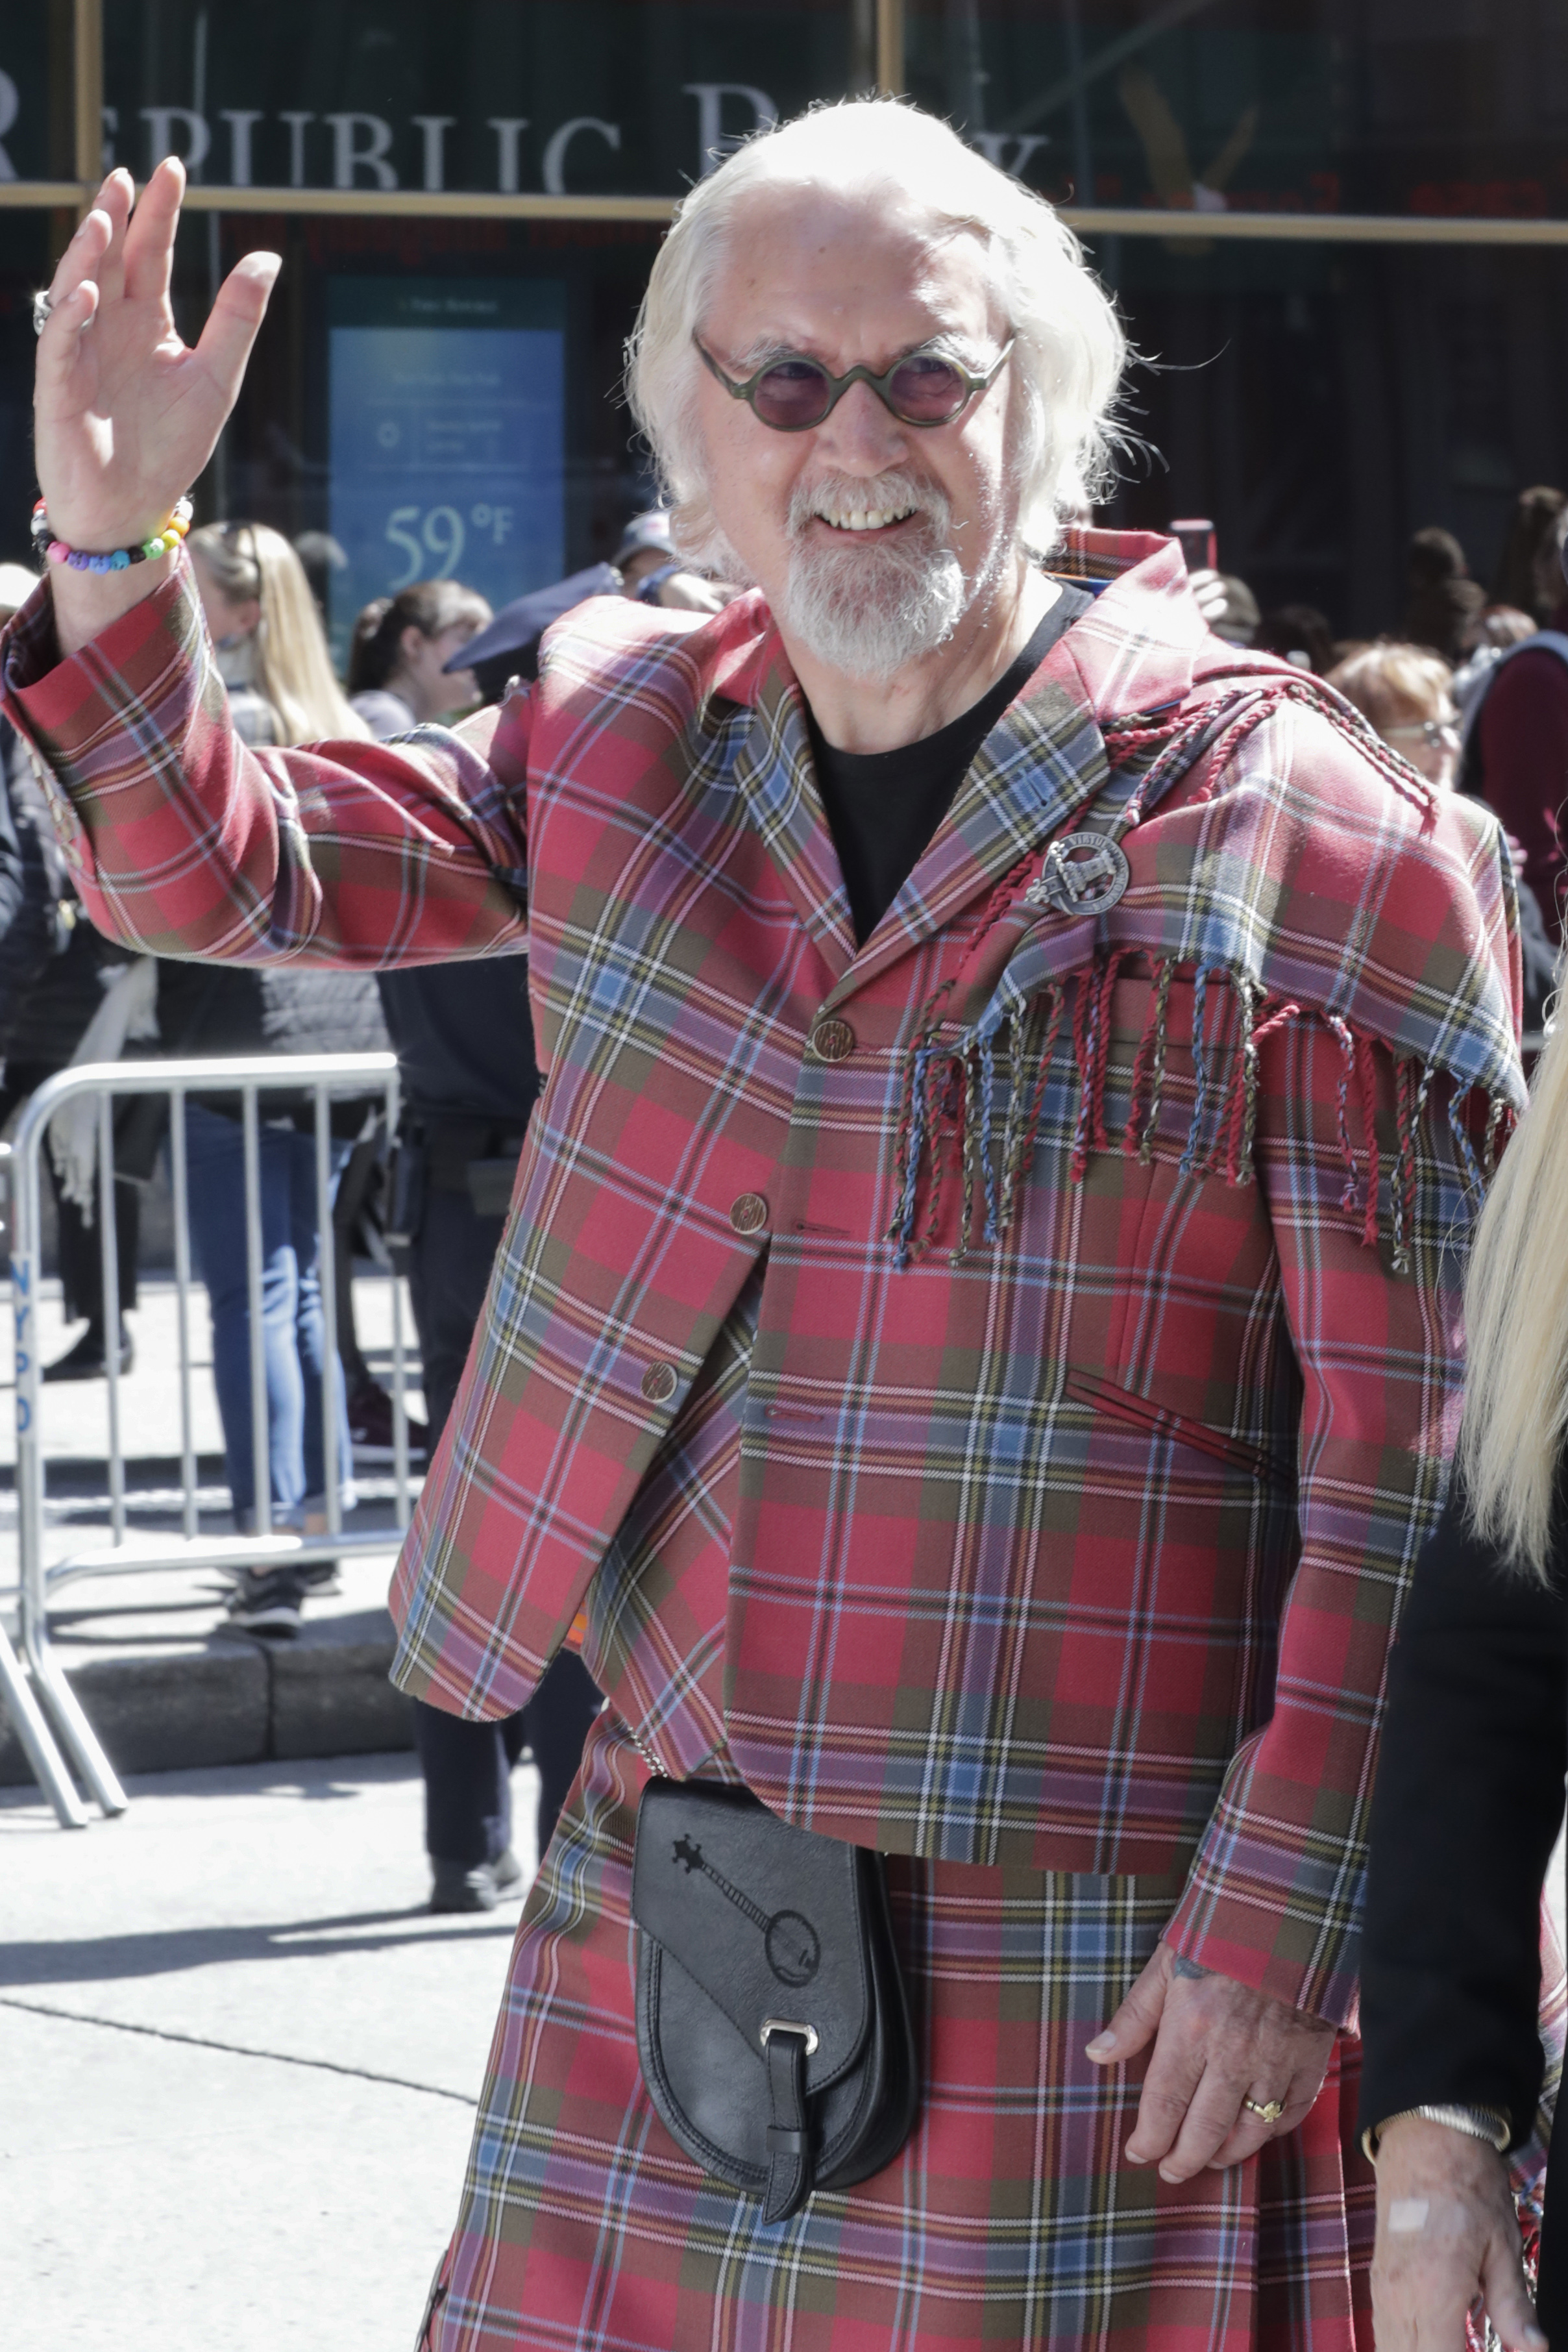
[752,359,834,428]
[888,354,969,421]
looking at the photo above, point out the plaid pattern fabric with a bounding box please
[416,1707,1550,2352]
[1,532,1520,2034]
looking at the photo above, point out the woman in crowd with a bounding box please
[1327,639,1558,1046]
[1326,639,1462,789]
[188,519,361,745]
[1360,1000,1568,2351]
[345,578,490,737]
[171,523,386,1631]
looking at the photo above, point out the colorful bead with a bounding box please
[27,493,195,573]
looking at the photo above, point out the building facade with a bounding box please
[3,3,1567,644]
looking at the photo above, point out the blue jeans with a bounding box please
[183,1100,353,1524]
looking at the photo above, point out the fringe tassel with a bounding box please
[886,943,1504,1274]
[1390,1059,1432,1276]
[997,987,1064,1241]
[1325,1015,1360,1213]
[1446,1081,1486,1196]
[1179,965,1216,1178]
[1136,958,1175,1163]
[1219,985,1301,1187]
[1354,1035,1382,1252]
[1089,950,1128,1154]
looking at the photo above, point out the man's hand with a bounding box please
[1371,2116,1543,2352]
[1085,1940,1336,2181]
[35,158,279,654]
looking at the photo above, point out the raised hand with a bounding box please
[33,158,279,652]
[1085,1939,1337,2181]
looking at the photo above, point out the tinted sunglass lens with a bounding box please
[752,360,833,428]
[888,354,969,421]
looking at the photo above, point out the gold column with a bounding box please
[73,0,103,203]
[876,0,905,97]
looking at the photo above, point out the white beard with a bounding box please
[773,469,986,684]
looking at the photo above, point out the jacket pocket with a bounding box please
[1063,1369,1290,1491]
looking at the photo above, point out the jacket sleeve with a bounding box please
[1356,1471,1567,2148]
[0,561,532,972]
[1162,1014,1476,2023]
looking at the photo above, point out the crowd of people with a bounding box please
[6,93,1568,2352]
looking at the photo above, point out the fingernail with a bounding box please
[1084,2033,1115,2061]
[1125,2148,1147,2166]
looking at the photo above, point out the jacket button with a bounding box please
[640,1362,678,1405]
[729,1192,768,1236]
[809,1017,855,1063]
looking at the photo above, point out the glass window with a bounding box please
[175,210,666,638]
[903,2,1568,223]
[107,1,858,197]
[0,3,77,184]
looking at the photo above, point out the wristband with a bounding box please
[30,495,193,574]
[1362,2103,1510,2164]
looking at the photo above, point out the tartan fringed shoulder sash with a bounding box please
[0,530,1523,2019]
[889,658,1524,1273]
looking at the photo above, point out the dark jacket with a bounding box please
[0,728,71,1059]
[1359,1472,1567,2335]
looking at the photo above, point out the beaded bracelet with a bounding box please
[29,494,193,574]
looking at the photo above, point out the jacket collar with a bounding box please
[720,530,1205,995]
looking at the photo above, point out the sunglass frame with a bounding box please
[694,335,1015,432]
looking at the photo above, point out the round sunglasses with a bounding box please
[694,334,1014,433]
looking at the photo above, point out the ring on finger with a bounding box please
[31,290,53,338]
[1242,2096,1285,2124]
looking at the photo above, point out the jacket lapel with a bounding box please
[726,650,856,981]
[722,538,1206,1006]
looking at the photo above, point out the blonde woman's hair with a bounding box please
[1325,640,1452,737]
[626,97,1129,568]
[189,521,367,745]
[1458,1010,1568,1576]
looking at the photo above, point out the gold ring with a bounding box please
[1242,2096,1284,2124]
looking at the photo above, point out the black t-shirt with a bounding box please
[805,581,1094,945]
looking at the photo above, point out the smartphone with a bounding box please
[1170,518,1217,574]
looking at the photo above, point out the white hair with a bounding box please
[626,98,1128,567]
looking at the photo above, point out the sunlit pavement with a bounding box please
[0,1750,533,2351]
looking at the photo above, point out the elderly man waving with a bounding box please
[6,100,1545,2352]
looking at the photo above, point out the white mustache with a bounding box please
[787,471,949,540]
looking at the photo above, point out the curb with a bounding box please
[0,1607,415,1787]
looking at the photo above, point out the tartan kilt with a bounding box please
[422,1713,1378,2352]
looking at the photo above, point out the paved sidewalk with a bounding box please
[0,1750,533,2351]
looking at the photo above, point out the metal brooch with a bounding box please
[1022,832,1131,919]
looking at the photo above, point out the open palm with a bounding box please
[34,159,278,550]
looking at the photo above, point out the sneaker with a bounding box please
[428,1848,524,1914]
[348,1377,428,1467]
[225,1567,306,1637]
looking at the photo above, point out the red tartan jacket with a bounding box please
[1,529,1521,2020]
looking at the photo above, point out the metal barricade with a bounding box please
[1,1052,413,1828]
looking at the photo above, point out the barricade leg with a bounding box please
[0,1615,89,1827]
[18,1611,128,1818]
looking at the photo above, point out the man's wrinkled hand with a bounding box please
[1084,1939,1336,2181]
[1371,2116,1543,2352]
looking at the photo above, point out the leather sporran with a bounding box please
[631,1778,918,2223]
